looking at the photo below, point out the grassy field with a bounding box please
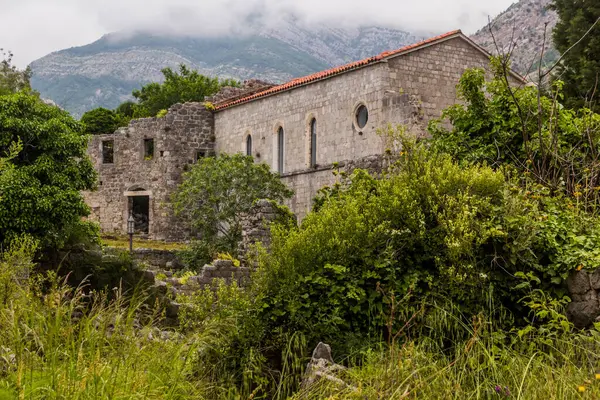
[101,236,189,251]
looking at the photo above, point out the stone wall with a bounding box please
[131,248,183,269]
[282,155,388,219]
[567,269,600,328]
[214,63,392,173]
[239,199,293,265]
[84,103,214,241]
[386,37,523,133]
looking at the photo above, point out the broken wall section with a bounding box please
[84,102,215,241]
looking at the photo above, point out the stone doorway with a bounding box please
[128,193,150,235]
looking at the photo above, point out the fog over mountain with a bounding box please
[29,19,423,117]
[3,0,515,68]
[5,0,557,117]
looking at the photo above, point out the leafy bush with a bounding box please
[429,61,600,211]
[254,137,600,351]
[173,154,293,266]
[132,64,240,118]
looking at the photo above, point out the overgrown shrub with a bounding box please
[254,138,600,352]
[173,154,293,267]
[429,61,600,212]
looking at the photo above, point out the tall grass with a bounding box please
[292,307,600,400]
[0,240,218,399]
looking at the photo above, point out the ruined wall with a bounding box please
[282,155,388,219]
[84,103,214,241]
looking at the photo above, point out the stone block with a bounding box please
[568,300,600,329]
[567,271,592,295]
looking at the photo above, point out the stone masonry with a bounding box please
[567,269,600,328]
[238,199,294,265]
[84,103,214,241]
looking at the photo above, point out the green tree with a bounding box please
[429,63,600,210]
[132,64,239,118]
[80,107,120,134]
[551,0,600,111]
[173,154,293,260]
[0,49,32,95]
[0,93,97,248]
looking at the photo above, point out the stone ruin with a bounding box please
[138,199,292,319]
[205,79,275,107]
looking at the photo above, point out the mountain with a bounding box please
[471,0,558,77]
[30,22,421,118]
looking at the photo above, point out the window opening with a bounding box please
[246,134,253,157]
[144,139,154,160]
[355,104,369,129]
[277,127,284,173]
[310,118,317,168]
[102,140,114,164]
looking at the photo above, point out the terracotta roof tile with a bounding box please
[215,30,462,111]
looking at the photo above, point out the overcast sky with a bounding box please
[1,0,517,68]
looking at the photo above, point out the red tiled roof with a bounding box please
[215,30,463,111]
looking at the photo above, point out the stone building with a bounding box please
[84,30,524,241]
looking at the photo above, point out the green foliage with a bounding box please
[255,136,600,351]
[156,108,168,118]
[131,64,239,118]
[551,0,600,112]
[0,247,213,398]
[173,154,293,265]
[429,63,600,211]
[80,107,120,134]
[0,50,32,95]
[0,93,97,249]
[115,100,136,118]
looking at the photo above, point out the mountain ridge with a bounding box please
[30,23,421,117]
[30,0,558,117]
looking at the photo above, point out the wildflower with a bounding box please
[495,385,502,394]
[578,386,586,393]
[574,191,583,197]
[577,265,584,272]
[596,373,600,380]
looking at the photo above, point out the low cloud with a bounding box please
[1,0,515,68]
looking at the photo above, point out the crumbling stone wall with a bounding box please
[84,103,214,241]
[239,199,295,265]
[206,80,275,107]
[567,269,600,328]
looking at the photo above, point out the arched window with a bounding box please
[310,118,317,168]
[277,127,284,173]
[246,134,252,157]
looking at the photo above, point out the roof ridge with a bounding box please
[215,30,463,111]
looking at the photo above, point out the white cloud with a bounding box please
[0,0,516,68]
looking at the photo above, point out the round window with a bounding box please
[355,104,368,129]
